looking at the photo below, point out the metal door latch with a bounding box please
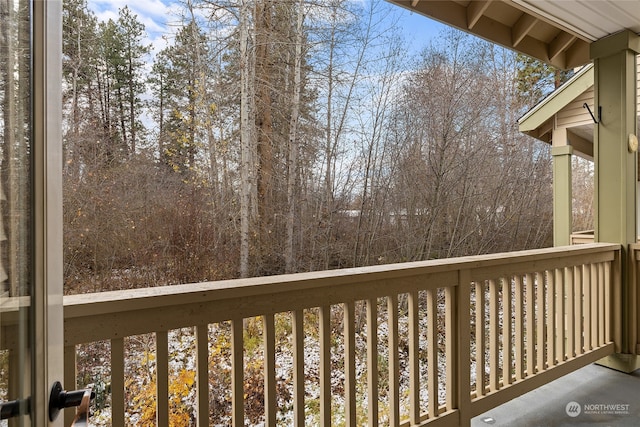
[0,398,29,420]
[49,381,96,422]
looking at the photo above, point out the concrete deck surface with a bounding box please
[471,363,640,427]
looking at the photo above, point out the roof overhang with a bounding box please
[519,64,594,133]
[518,64,596,159]
[518,54,640,161]
[386,0,640,69]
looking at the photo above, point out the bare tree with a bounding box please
[284,0,306,272]
[239,0,255,277]
[386,32,552,261]
[351,7,407,267]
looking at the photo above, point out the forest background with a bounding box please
[61,0,594,294]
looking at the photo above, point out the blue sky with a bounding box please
[396,7,447,50]
[88,0,177,32]
[87,0,447,57]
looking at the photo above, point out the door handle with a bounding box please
[49,381,95,422]
[70,387,93,427]
[0,398,29,420]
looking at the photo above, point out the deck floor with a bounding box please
[472,363,640,426]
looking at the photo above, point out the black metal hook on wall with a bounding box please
[583,103,601,124]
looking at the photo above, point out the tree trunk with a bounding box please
[239,0,255,278]
[254,0,274,271]
[284,0,304,273]
[127,40,136,153]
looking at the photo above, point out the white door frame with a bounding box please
[32,1,63,425]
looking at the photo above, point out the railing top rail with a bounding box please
[571,230,595,235]
[64,243,619,321]
[0,295,30,317]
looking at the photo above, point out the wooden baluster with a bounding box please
[591,264,598,347]
[64,345,77,426]
[196,325,209,427]
[502,277,512,386]
[343,301,357,427]
[598,262,607,347]
[111,338,125,427]
[231,319,244,427]
[264,314,277,426]
[320,305,331,426]
[344,302,357,427]
[387,295,400,427]
[598,263,605,346]
[574,266,583,356]
[514,275,524,381]
[535,272,545,372]
[603,261,612,344]
[427,289,437,418]
[613,253,623,352]
[156,331,169,427]
[584,264,592,351]
[546,271,556,367]
[525,273,535,376]
[489,279,499,391]
[555,269,565,363]
[446,287,456,410]
[475,282,486,396]
[457,273,472,427]
[408,291,420,424]
[293,310,305,427]
[566,267,575,359]
[367,298,378,427]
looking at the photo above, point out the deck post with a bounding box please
[456,271,472,426]
[551,134,573,247]
[591,30,640,371]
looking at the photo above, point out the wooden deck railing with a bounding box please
[57,243,618,426]
[570,230,595,245]
[628,244,640,357]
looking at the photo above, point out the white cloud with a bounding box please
[89,0,180,36]
[88,0,185,57]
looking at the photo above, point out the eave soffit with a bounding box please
[387,0,640,70]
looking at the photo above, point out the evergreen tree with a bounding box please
[153,20,210,175]
[149,49,174,162]
[516,53,573,104]
[62,0,100,173]
[97,18,127,157]
[117,6,150,154]
[96,7,149,161]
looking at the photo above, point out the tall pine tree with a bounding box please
[516,53,574,104]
